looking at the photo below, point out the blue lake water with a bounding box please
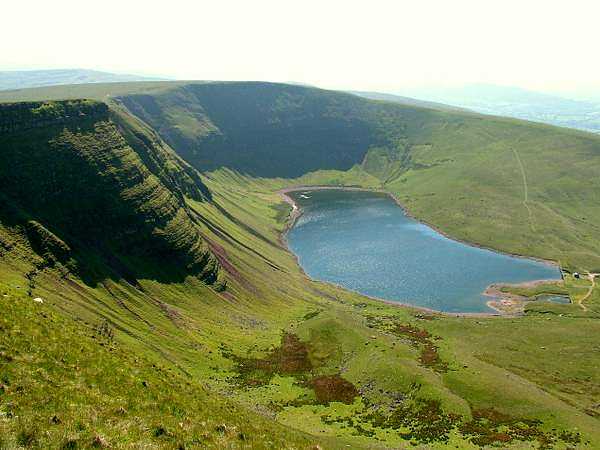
[286,189,561,313]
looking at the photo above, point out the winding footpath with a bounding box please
[512,147,536,232]
[578,273,598,311]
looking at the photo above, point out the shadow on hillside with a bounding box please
[0,120,217,288]
[119,83,381,178]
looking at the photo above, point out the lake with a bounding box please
[285,189,561,313]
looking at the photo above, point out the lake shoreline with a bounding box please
[277,184,563,317]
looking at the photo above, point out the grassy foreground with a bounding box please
[0,284,325,449]
[1,166,600,448]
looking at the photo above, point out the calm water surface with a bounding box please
[286,190,561,313]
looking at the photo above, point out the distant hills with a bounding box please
[0,69,165,91]
[349,90,466,112]
[396,83,600,133]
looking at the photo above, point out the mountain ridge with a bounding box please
[0,68,165,91]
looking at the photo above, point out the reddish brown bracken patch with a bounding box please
[394,324,431,342]
[392,324,448,372]
[311,374,358,404]
[229,333,359,407]
[419,344,440,366]
[231,332,313,386]
[265,333,312,374]
[203,236,257,293]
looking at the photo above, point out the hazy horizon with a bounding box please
[3,0,600,96]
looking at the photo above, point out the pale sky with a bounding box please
[2,0,600,93]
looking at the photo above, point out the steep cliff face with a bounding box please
[117,83,383,177]
[0,100,220,286]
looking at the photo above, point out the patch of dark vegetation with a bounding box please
[302,310,321,321]
[584,405,600,417]
[16,428,38,447]
[364,399,461,444]
[419,343,446,370]
[321,414,376,437]
[366,316,448,372]
[311,375,358,405]
[225,333,312,387]
[460,408,582,449]
[94,320,115,342]
[61,438,78,449]
[268,395,318,412]
[225,333,359,406]
[414,313,437,321]
[153,425,169,438]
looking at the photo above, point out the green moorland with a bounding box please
[0,84,599,448]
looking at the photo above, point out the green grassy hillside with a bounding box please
[1,83,600,448]
[4,163,598,448]
[117,83,381,177]
[0,283,327,449]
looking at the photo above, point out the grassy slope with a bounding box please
[0,102,340,448]
[0,283,324,449]
[195,169,600,448]
[1,84,600,447]
[2,161,600,448]
[115,83,379,177]
[378,112,600,272]
[0,100,220,287]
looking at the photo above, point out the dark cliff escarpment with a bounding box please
[117,83,393,177]
[0,100,220,286]
[117,82,441,179]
